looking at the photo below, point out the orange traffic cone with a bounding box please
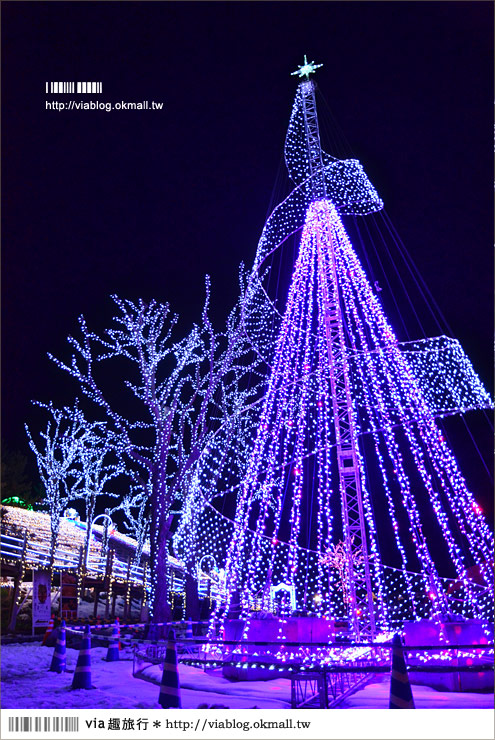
[49,619,66,673]
[71,625,93,689]
[158,629,181,708]
[389,634,415,709]
[42,615,55,646]
[105,622,119,661]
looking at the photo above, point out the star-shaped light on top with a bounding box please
[291,54,323,80]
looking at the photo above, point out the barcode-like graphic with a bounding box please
[46,82,102,94]
[8,717,79,733]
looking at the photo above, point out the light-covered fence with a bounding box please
[1,528,184,595]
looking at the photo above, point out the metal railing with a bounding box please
[1,530,146,588]
[1,532,80,570]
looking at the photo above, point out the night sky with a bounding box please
[2,2,493,508]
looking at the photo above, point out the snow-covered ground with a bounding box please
[336,673,494,709]
[1,641,493,710]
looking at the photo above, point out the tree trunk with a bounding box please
[104,549,113,619]
[123,556,132,620]
[185,570,200,621]
[84,495,95,568]
[7,530,28,632]
[7,574,21,632]
[150,525,172,622]
[93,587,100,617]
[149,451,177,622]
[49,523,59,570]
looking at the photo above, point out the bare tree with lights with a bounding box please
[117,481,150,568]
[76,426,124,568]
[25,402,88,567]
[49,276,260,621]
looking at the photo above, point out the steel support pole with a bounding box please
[298,80,376,638]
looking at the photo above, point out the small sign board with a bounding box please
[61,572,78,621]
[32,569,51,634]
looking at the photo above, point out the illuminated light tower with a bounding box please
[290,59,376,636]
[176,58,493,643]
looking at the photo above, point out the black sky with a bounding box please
[2,2,493,504]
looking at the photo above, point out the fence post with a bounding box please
[322,665,329,708]
[93,585,100,618]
